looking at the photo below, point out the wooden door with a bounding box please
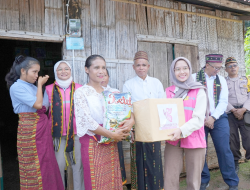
[137,42,173,89]
[174,44,200,73]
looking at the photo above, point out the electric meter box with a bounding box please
[69,19,81,37]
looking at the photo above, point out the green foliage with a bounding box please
[244,27,250,76]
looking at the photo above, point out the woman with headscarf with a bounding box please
[43,61,84,190]
[164,57,209,190]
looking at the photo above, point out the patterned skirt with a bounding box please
[17,107,63,190]
[80,134,123,190]
[131,142,164,190]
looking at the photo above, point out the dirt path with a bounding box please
[180,161,250,190]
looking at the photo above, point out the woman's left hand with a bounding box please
[168,128,182,141]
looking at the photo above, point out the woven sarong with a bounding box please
[17,107,64,190]
[117,141,127,185]
[80,134,123,190]
[131,142,164,190]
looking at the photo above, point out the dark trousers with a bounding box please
[228,113,250,161]
[201,113,239,186]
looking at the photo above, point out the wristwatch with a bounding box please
[211,116,216,121]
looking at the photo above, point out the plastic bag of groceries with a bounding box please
[100,91,132,143]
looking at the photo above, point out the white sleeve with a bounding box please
[158,81,165,98]
[211,76,228,119]
[180,88,206,138]
[123,81,130,93]
[74,89,100,137]
[192,73,197,81]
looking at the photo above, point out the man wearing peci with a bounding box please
[123,51,164,190]
[192,54,239,190]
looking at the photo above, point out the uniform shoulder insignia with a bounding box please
[246,76,250,92]
[240,76,247,80]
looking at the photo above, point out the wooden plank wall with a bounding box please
[61,0,246,183]
[0,0,246,184]
[63,0,244,88]
[0,0,63,35]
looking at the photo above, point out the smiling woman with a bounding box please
[164,57,208,190]
[74,54,135,189]
[43,60,84,189]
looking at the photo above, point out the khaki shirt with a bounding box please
[225,76,250,113]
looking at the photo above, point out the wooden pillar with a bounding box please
[0,144,3,190]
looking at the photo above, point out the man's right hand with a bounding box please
[205,116,215,129]
[111,128,130,141]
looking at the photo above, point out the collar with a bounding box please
[102,85,111,91]
[83,84,105,91]
[17,79,35,86]
[55,81,72,89]
[174,86,179,93]
[228,76,239,82]
[204,72,216,80]
[136,75,149,82]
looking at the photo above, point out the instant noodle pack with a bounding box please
[100,91,132,143]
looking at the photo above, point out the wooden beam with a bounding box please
[0,29,64,42]
[238,16,250,20]
[196,0,250,13]
[110,0,242,23]
[63,56,134,64]
[137,34,200,46]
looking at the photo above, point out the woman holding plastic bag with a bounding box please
[164,57,209,190]
[74,55,135,189]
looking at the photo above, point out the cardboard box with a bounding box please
[133,98,185,142]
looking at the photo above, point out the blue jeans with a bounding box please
[201,113,239,186]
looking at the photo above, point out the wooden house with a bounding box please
[1,0,250,187]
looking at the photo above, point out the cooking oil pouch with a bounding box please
[100,91,132,143]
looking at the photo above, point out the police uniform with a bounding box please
[226,75,250,162]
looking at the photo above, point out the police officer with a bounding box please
[225,57,250,174]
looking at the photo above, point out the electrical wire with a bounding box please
[65,0,70,35]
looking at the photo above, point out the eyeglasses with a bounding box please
[226,64,238,69]
[208,63,222,71]
[57,68,71,72]
[174,67,189,72]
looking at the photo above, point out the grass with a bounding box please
[180,161,250,190]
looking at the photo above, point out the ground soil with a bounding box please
[180,161,250,190]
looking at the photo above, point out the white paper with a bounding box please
[157,104,179,130]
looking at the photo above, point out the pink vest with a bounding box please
[166,85,206,149]
[46,82,82,136]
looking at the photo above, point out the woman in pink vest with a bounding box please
[43,61,84,190]
[164,57,209,190]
